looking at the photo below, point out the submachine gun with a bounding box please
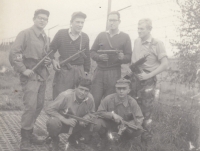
[124,55,149,80]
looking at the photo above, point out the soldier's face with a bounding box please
[107,14,120,30]
[71,17,85,33]
[116,86,130,98]
[138,23,151,39]
[33,14,48,29]
[75,85,89,100]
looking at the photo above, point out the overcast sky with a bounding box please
[0,0,180,56]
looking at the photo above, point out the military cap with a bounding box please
[115,78,131,87]
[34,9,50,18]
[70,11,87,22]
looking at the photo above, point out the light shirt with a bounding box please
[132,35,167,72]
[45,89,95,119]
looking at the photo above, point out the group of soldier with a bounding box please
[9,9,168,151]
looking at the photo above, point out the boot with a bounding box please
[30,129,45,145]
[20,129,33,151]
[49,136,60,151]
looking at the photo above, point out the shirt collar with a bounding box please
[106,30,120,36]
[114,94,129,107]
[68,28,81,36]
[141,35,152,44]
[31,25,45,37]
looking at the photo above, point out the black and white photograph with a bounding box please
[0,0,200,151]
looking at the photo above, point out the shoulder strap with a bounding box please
[148,38,158,59]
[105,32,114,49]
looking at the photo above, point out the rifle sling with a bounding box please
[105,32,114,49]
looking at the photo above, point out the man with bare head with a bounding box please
[90,11,132,110]
[129,18,168,145]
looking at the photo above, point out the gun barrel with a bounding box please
[66,114,97,125]
[97,50,122,53]
[32,49,54,71]
[97,115,145,131]
[59,49,86,66]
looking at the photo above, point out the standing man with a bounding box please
[50,11,90,100]
[130,18,168,144]
[9,9,51,151]
[93,78,144,150]
[45,78,95,150]
[90,11,132,110]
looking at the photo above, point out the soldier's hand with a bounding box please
[44,57,52,66]
[118,52,124,60]
[22,69,34,77]
[64,118,77,127]
[112,113,122,124]
[99,54,109,62]
[52,59,61,71]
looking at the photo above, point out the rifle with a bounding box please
[59,49,86,69]
[97,115,145,132]
[123,55,149,80]
[97,50,123,54]
[31,49,54,71]
[121,120,145,132]
[22,49,53,80]
[64,113,97,125]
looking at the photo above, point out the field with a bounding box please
[0,50,200,151]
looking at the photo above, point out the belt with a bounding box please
[61,64,83,70]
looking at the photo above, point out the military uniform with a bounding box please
[45,89,95,146]
[10,25,49,130]
[93,79,144,141]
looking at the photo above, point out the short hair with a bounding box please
[108,11,120,20]
[34,9,50,18]
[77,77,92,90]
[70,11,87,23]
[138,18,152,30]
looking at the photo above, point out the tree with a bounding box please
[171,0,200,85]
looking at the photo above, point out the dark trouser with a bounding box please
[129,75,156,143]
[20,75,46,130]
[93,118,141,140]
[52,65,85,100]
[91,67,121,110]
[46,117,92,140]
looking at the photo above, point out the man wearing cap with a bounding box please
[93,78,144,149]
[129,18,168,144]
[90,11,132,110]
[49,11,90,100]
[9,9,51,151]
[45,78,95,150]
